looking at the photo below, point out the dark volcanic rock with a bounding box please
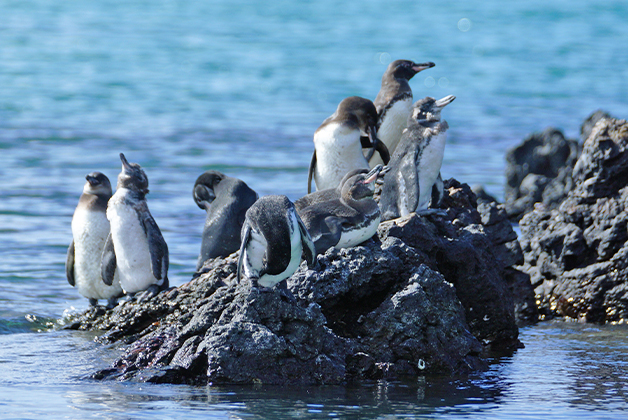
[518,117,628,323]
[504,127,580,221]
[67,178,526,385]
[581,110,613,143]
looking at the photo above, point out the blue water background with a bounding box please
[1,0,628,418]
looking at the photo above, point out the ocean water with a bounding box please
[1,0,628,418]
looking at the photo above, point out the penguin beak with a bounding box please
[119,153,132,172]
[364,164,385,184]
[375,165,390,185]
[434,95,456,109]
[85,174,99,186]
[412,62,435,73]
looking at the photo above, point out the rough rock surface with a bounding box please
[504,127,580,221]
[65,179,527,385]
[518,117,628,323]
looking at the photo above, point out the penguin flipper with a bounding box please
[237,224,251,282]
[138,210,169,282]
[314,216,343,255]
[66,240,76,287]
[297,215,316,268]
[361,135,376,162]
[398,150,421,214]
[307,151,317,194]
[430,172,444,208]
[375,140,390,165]
[101,233,117,286]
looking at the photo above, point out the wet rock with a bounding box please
[69,178,527,385]
[504,127,580,221]
[518,117,628,323]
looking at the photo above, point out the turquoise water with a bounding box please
[1,0,628,418]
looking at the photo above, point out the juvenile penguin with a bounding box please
[299,165,385,255]
[237,195,316,289]
[369,59,435,167]
[307,96,389,193]
[66,172,123,308]
[193,170,258,270]
[295,168,368,213]
[102,153,169,297]
[380,95,455,221]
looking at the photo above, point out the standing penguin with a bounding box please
[299,165,385,255]
[380,95,455,221]
[193,170,258,270]
[66,172,123,308]
[369,60,435,167]
[307,96,389,193]
[237,195,316,289]
[101,153,169,297]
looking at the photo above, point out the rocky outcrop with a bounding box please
[518,117,628,323]
[504,127,580,221]
[65,178,528,385]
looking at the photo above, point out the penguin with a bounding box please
[307,96,389,193]
[379,95,455,221]
[101,153,169,297]
[193,170,258,270]
[369,59,435,167]
[295,168,368,213]
[237,195,316,289]
[66,172,123,308]
[299,165,385,255]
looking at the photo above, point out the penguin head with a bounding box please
[411,95,456,123]
[83,172,112,198]
[388,60,435,81]
[117,153,149,195]
[336,96,379,137]
[342,164,386,201]
[193,170,225,210]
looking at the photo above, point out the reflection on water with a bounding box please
[1,321,626,418]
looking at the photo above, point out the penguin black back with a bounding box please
[243,196,293,275]
[193,170,258,269]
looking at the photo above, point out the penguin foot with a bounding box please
[136,285,161,302]
[278,288,297,304]
[88,298,99,307]
[105,297,119,310]
[415,208,448,218]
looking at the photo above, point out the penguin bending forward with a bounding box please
[307,96,389,193]
[299,165,386,255]
[380,95,455,221]
[369,59,435,167]
[193,170,258,270]
[102,153,169,297]
[237,195,316,289]
[66,172,123,308]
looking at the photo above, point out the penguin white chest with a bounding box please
[71,207,122,299]
[107,191,155,294]
[371,98,412,166]
[335,213,381,250]
[313,123,369,190]
[417,132,447,210]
